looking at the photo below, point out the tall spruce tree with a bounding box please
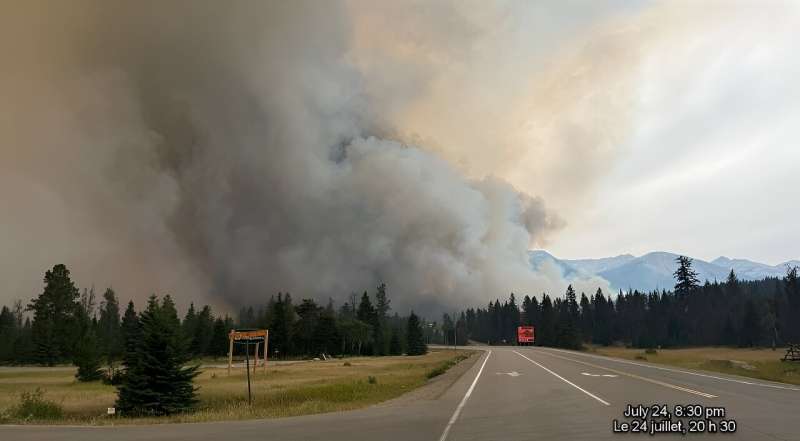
[116,295,199,416]
[405,311,427,355]
[29,264,81,365]
[674,256,700,295]
[374,283,391,355]
[357,291,377,354]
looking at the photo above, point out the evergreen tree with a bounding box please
[539,294,555,346]
[269,293,293,358]
[739,299,763,347]
[0,306,17,363]
[116,295,199,416]
[29,264,81,365]
[182,303,198,355]
[210,317,230,359]
[192,305,214,357]
[313,303,338,355]
[388,329,402,355]
[373,283,391,355]
[674,256,700,295]
[98,288,122,367]
[294,299,321,355]
[73,314,103,382]
[405,311,427,355]
[357,292,377,354]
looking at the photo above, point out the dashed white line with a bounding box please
[536,349,717,399]
[438,350,492,441]
[513,350,610,406]
[540,347,800,392]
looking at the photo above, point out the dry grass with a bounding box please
[0,349,473,425]
[588,346,800,385]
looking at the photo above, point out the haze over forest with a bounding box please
[1,1,798,314]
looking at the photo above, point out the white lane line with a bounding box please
[513,350,610,406]
[541,347,800,392]
[535,349,717,399]
[438,350,492,441]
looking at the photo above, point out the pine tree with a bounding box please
[192,305,214,356]
[98,288,122,368]
[182,303,198,355]
[29,264,81,365]
[313,304,338,356]
[357,291,377,354]
[739,299,763,347]
[388,329,402,355]
[269,293,293,358]
[674,256,700,295]
[0,306,17,363]
[373,283,391,355]
[405,311,427,355]
[210,317,229,359]
[73,314,103,382]
[116,295,199,416]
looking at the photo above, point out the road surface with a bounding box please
[3,346,799,440]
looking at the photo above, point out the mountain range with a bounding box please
[530,250,799,293]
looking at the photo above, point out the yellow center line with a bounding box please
[530,349,717,399]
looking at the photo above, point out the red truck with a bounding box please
[517,326,535,345]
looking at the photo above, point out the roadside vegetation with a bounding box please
[0,349,474,425]
[589,346,800,385]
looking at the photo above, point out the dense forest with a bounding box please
[0,266,428,369]
[1,256,798,370]
[465,256,800,349]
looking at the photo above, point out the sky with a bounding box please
[538,1,800,265]
[0,1,798,312]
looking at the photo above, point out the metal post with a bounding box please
[245,341,252,406]
[227,334,234,376]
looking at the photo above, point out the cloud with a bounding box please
[0,1,625,313]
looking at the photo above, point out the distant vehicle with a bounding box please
[517,326,535,346]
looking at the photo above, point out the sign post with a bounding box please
[228,329,269,375]
[228,329,268,405]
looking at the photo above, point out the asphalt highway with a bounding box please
[3,346,799,440]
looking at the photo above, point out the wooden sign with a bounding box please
[228,329,269,376]
[230,329,267,341]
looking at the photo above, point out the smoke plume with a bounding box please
[0,1,626,313]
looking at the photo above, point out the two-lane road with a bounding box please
[3,347,798,440]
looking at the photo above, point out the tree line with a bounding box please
[464,256,800,349]
[0,266,429,370]
[0,264,429,415]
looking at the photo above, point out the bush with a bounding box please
[367,376,377,384]
[343,361,352,367]
[635,354,647,361]
[10,388,63,421]
[644,348,658,355]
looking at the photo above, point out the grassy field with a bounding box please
[0,349,474,425]
[588,346,800,385]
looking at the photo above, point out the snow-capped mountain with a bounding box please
[529,250,797,293]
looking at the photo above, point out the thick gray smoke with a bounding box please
[0,1,613,313]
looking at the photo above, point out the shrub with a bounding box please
[367,376,377,384]
[11,388,63,421]
[343,361,352,367]
[644,348,658,355]
[635,355,647,361]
